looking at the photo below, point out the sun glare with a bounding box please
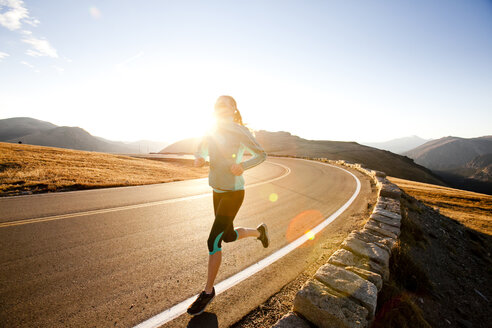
[43,59,286,143]
[306,230,315,240]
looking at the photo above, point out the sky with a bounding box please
[0,0,491,144]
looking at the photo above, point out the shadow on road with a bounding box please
[187,312,218,328]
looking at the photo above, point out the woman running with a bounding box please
[187,95,270,316]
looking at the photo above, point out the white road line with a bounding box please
[133,160,361,328]
[0,162,290,228]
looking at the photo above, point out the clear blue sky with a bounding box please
[1,0,491,143]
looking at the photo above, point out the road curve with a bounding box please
[0,157,373,328]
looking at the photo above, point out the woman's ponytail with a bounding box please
[228,96,244,126]
[233,108,244,126]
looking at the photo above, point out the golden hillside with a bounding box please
[0,142,208,196]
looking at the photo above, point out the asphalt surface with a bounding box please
[0,157,372,328]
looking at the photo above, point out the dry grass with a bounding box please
[389,176,492,235]
[0,142,208,196]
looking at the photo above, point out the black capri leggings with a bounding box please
[207,189,245,255]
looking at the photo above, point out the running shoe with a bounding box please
[187,287,215,316]
[257,223,269,248]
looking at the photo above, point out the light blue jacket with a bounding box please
[194,118,267,191]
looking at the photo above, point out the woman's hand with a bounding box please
[230,163,244,176]
[194,158,205,167]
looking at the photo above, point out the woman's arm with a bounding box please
[237,126,267,170]
[194,138,208,167]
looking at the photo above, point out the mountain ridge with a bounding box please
[403,135,492,170]
[361,135,430,154]
[0,117,168,153]
[0,117,57,141]
[403,135,492,194]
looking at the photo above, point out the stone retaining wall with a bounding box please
[273,159,402,328]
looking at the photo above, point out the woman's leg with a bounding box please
[189,190,251,314]
[205,252,221,294]
[204,190,245,292]
[202,191,239,293]
[235,227,260,239]
[203,226,259,293]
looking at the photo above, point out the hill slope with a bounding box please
[466,153,492,181]
[371,177,491,327]
[160,130,444,185]
[0,142,207,196]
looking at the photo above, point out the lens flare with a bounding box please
[306,230,315,240]
[285,209,323,244]
[269,193,278,202]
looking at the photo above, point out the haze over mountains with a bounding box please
[161,130,444,186]
[0,117,168,153]
[361,135,430,154]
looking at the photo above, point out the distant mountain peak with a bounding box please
[361,135,431,154]
[404,135,492,171]
[0,116,167,153]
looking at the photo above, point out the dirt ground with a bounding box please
[372,190,491,327]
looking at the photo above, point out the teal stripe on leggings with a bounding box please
[209,231,224,255]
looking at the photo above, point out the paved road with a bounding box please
[0,157,372,327]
